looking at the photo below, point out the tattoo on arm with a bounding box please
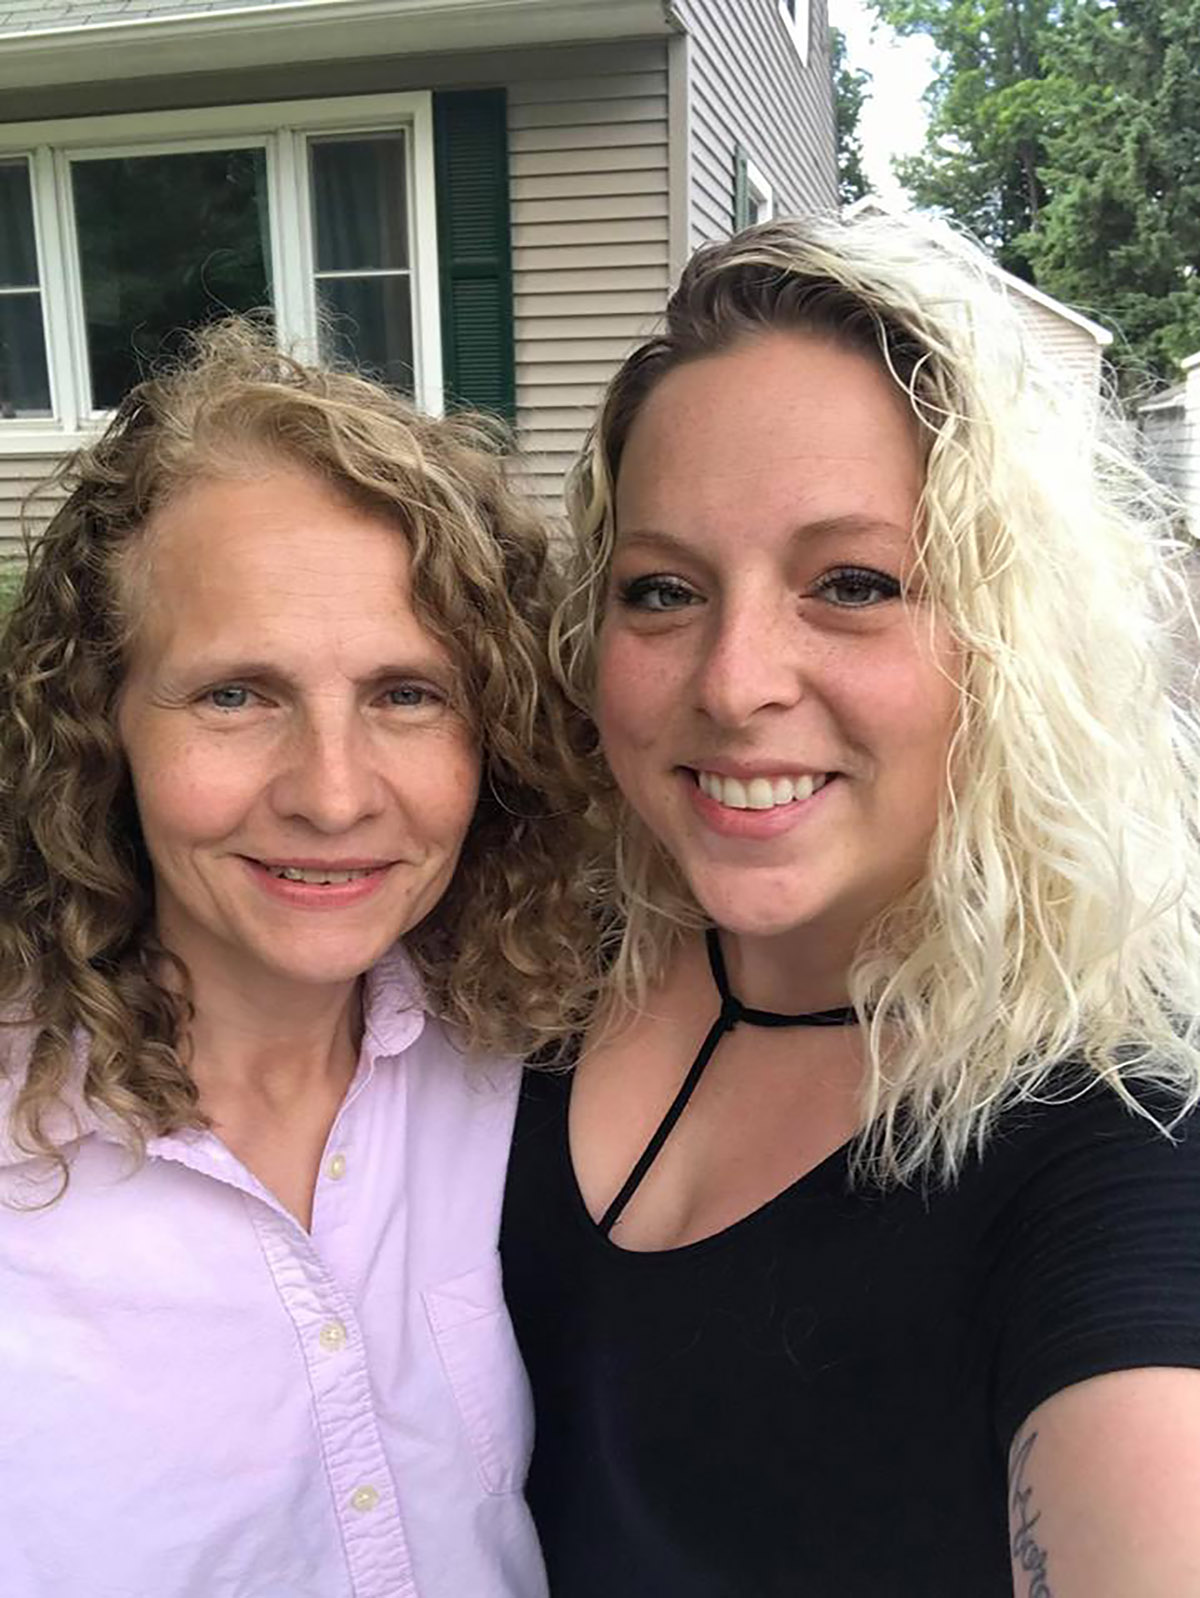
[1009,1429,1054,1598]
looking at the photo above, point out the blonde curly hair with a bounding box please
[1,318,598,1169]
[555,214,1200,1185]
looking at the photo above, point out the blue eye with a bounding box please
[813,566,901,608]
[617,575,700,612]
[206,685,252,710]
[385,683,440,708]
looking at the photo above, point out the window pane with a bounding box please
[311,135,409,273]
[318,275,413,395]
[0,293,52,417]
[71,146,272,410]
[0,159,40,287]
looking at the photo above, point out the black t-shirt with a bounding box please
[500,1065,1200,1597]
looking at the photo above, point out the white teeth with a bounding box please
[696,770,830,811]
[267,866,375,885]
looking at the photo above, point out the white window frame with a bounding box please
[0,150,62,432]
[744,157,775,226]
[777,0,811,67]
[0,92,443,455]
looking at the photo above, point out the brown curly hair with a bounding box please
[0,318,599,1169]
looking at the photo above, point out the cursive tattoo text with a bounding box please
[1009,1429,1054,1598]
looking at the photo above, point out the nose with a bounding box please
[694,591,808,729]
[269,705,387,834]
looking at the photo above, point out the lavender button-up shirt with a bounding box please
[0,947,547,1598]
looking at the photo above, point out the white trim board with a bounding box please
[777,0,811,68]
[0,0,684,91]
[1138,386,1185,415]
[744,155,775,224]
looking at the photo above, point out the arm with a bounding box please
[1008,1367,1200,1598]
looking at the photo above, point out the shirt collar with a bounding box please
[0,945,431,1168]
[361,942,428,1059]
[0,1024,111,1167]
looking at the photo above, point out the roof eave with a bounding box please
[0,0,683,92]
[1137,385,1185,414]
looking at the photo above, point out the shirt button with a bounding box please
[327,1153,347,1181]
[319,1320,347,1352]
[350,1484,380,1513]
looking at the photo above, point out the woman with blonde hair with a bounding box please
[0,321,593,1597]
[501,216,1200,1596]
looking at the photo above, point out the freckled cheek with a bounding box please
[388,739,481,851]
[594,635,684,755]
[435,769,483,851]
[846,663,958,814]
[128,748,269,851]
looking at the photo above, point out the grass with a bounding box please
[0,562,24,617]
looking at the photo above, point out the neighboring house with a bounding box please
[1138,352,1200,538]
[0,0,838,551]
[845,196,1113,394]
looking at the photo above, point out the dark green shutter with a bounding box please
[733,143,750,231]
[434,89,515,422]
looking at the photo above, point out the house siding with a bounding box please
[508,40,670,506]
[0,459,57,563]
[1141,404,1190,499]
[673,0,837,247]
[0,37,671,538]
[1007,292,1103,393]
[1140,361,1200,539]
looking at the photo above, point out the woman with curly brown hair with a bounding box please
[0,321,592,1598]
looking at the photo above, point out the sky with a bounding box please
[825,0,939,205]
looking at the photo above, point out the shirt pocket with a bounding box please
[423,1253,534,1496]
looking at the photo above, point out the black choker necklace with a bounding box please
[704,927,858,1030]
[597,928,858,1236]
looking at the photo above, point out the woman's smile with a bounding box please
[692,769,832,810]
[117,465,482,1001]
[683,765,839,840]
[596,327,960,948]
[241,855,395,908]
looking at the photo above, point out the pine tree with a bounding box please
[867,0,1200,383]
[1025,0,1200,381]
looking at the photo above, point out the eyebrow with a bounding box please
[614,513,915,555]
[161,657,456,689]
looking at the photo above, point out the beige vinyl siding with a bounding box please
[1141,361,1200,539]
[1008,293,1104,393]
[1141,402,1192,506]
[674,0,837,247]
[508,40,671,508]
[0,458,59,562]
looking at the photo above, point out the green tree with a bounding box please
[831,26,873,207]
[866,0,1060,277]
[1026,0,1200,381]
[866,0,1200,384]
